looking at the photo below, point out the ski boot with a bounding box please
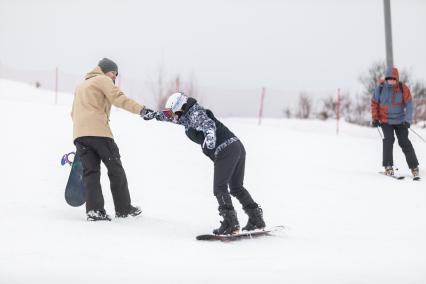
[213,207,240,235]
[87,209,112,221]
[116,205,142,218]
[384,166,394,176]
[242,205,266,231]
[411,167,420,180]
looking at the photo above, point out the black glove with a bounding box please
[143,110,164,121]
[372,120,381,128]
[403,121,410,128]
[154,112,164,121]
[141,108,154,120]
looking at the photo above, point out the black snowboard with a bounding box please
[64,152,86,207]
[196,225,285,241]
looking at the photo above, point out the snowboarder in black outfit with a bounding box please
[143,92,266,235]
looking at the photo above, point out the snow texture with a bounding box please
[0,79,425,284]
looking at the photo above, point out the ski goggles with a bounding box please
[162,109,183,120]
[162,109,175,119]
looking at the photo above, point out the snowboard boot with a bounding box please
[213,207,240,235]
[242,205,266,231]
[411,167,420,179]
[384,166,394,176]
[87,209,112,221]
[116,205,142,218]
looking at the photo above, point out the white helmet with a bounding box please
[165,92,188,113]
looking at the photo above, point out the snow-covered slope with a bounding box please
[1,79,425,284]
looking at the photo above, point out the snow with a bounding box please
[0,78,425,284]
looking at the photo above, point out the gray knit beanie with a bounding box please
[98,58,118,74]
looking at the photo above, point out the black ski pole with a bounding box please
[409,128,426,143]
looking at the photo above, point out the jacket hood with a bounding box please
[85,66,105,80]
[182,97,197,114]
[385,67,400,82]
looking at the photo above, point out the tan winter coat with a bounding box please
[71,66,144,141]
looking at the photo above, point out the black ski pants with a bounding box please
[213,140,256,210]
[75,136,132,214]
[381,123,419,169]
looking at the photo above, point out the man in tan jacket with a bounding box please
[71,58,153,221]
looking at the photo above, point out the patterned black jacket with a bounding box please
[176,98,238,161]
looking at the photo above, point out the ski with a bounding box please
[378,172,405,180]
[196,225,285,241]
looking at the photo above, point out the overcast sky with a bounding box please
[0,0,425,114]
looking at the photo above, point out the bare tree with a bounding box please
[148,65,167,110]
[411,80,426,99]
[412,80,426,124]
[357,61,386,121]
[148,65,201,110]
[183,73,200,103]
[164,75,178,100]
[359,61,386,99]
[296,92,312,119]
[320,91,353,121]
[282,107,292,118]
[346,94,371,126]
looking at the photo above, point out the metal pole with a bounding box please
[376,127,384,139]
[54,67,58,105]
[409,128,426,143]
[383,0,394,68]
[258,87,266,126]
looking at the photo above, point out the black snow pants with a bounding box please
[74,136,132,215]
[381,123,419,169]
[213,140,257,210]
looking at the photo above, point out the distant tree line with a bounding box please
[149,65,199,111]
[284,61,426,127]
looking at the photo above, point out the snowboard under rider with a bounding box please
[71,58,154,221]
[143,92,266,235]
[371,67,420,179]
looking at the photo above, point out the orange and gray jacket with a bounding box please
[71,66,144,141]
[371,67,413,124]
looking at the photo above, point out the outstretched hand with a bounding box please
[142,108,155,120]
[142,109,164,121]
